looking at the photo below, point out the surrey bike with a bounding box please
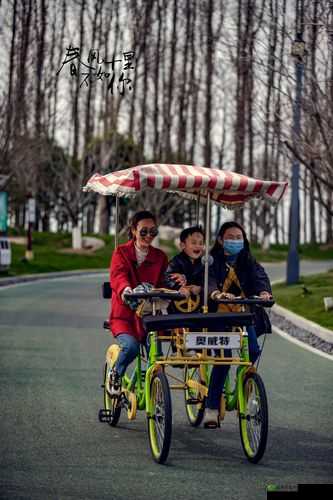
[83,163,287,464]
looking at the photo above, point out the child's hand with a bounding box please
[179,286,191,298]
[171,273,187,286]
[189,285,201,296]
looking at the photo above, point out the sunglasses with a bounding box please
[139,227,159,238]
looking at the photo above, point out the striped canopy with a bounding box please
[83,164,288,206]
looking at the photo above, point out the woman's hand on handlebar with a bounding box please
[121,286,133,303]
[211,290,235,301]
[259,291,272,301]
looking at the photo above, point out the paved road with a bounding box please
[263,259,333,283]
[0,268,332,500]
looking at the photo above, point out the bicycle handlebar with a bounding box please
[123,291,186,301]
[214,296,275,308]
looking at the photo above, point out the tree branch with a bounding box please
[284,140,333,191]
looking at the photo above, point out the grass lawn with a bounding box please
[252,243,333,262]
[272,271,333,330]
[0,231,176,277]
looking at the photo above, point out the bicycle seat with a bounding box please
[142,312,254,332]
[102,282,112,299]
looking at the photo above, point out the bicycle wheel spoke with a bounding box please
[240,373,268,463]
[148,371,172,464]
[184,366,206,427]
[155,416,164,447]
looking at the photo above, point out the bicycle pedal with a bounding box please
[119,394,129,408]
[98,409,112,423]
[186,398,201,405]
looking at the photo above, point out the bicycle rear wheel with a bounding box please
[147,371,172,464]
[184,366,206,426]
[103,363,121,426]
[239,372,268,463]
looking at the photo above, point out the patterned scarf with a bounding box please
[217,264,245,313]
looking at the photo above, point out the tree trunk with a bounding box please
[165,0,178,159]
[309,0,319,244]
[72,0,86,162]
[261,0,278,250]
[203,0,214,169]
[14,0,32,135]
[177,0,191,161]
[189,0,200,162]
[139,0,153,159]
[52,0,66,142]
[98,195,111,235]
[34,0,47,137]
[4,0,17,161]
[153,0,162,157]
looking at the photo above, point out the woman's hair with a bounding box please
[127,210,157,239]
[211,221,249,255]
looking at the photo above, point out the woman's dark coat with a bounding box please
[164,251,204,289]
[208,244,272,337]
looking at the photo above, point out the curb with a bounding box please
[272,325,333,361]
[0,269,106,288]
[272,303,333,344]
[270,278,333,352]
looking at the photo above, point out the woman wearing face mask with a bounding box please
[108,210,168,395]
[203,221,272,428]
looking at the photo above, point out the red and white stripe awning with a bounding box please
[83,164,288,206]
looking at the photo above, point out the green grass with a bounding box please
[272,271,333,330]
[252,243,333,262]
[0,231,176,277]
[2,232,112,276]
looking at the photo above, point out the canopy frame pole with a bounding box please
[203,192,211,313]
[195,193,200,225]
[114,195,120,249]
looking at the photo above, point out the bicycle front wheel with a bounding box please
[147,371,172,464]
[184,366,206,426]
[239,372,268,463]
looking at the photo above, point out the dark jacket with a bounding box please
[208,245,272,336]
[165,251,204,289]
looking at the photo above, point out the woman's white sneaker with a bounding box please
[108,368,121,396]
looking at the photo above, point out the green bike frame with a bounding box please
[119,330,162,415]
[224,330,250,413]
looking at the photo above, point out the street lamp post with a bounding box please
[287,33,306,285]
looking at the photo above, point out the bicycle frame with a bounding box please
[117,329,165,416]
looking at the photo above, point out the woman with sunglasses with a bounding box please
[108,210,168,394]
